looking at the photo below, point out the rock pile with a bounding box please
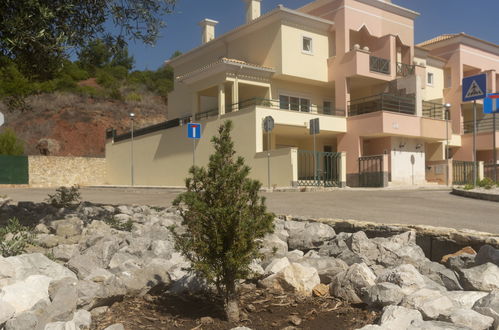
[0,200,498,330]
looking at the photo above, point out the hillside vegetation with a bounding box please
[0,41,178,157]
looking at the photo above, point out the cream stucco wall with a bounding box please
[423,64,444,102]
[390,137,426,185]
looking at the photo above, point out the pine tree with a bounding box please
[170,120,274,322]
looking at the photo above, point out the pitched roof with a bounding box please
[176,58,274,81]
[417,34,459,47]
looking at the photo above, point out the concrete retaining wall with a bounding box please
[28,156,107,187]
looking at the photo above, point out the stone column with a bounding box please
[218,84,226,116]
[232,80,239,112]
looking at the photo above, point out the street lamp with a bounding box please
[129,112,136,186]
[444,103,451,186]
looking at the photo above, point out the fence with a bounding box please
[453,160,476,185]
[0,155,29,184]
[297,150,342,187]
[358,155,385,187]
[348,94,416,117]
[422,101,448,120]
[484,162,498,183]
[370,55,390,75]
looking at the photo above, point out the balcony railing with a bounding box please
[229,98,346,116]
[396,62,415,77]
[463,117,499,134]
[370,55,390,75]
[194,108,219,121]
[348,93,416,117]
[422,101,448,120]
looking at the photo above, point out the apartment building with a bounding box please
[105,0,499,188]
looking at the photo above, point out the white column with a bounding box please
[218,84,226,116]
[232,80,239,112]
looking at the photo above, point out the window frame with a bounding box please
[279,94,312,113]
[427,72,434,86]
[302,36,313,55]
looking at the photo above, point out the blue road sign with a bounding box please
[187,123,201,139]
[484,94,499,114]
[462,74,487,102]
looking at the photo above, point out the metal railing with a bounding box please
[484,161,499,183]
[194,108,219,121]
[370,55,390,75]
[422,101,448,120]
[396,62,415,77]
[358,155,385,187]
[348,93,416,117]
[229,98,346,116]
[297,150,342,187]
[463,117,499,134]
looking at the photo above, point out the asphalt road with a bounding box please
[1,187,498,234]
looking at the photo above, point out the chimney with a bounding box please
[243,0,262,23]
[198,19,219,44]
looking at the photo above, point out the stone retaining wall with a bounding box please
[28,156,107,187]
[452,188,499,202]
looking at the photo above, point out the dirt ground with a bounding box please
[93,286,380,330]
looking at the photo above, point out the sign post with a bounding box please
[462,73,487,186]
[187,123,201,167]
[310,118,320,183]
[484,93,499,182]
[263,116,275,189]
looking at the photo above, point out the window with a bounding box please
[427,72,434,86]
[323,101,332,115]
[279,94,311,112]
[302,36,313,54]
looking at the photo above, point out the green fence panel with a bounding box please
[0,155,29,184]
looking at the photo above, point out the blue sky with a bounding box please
[129,0,499,71]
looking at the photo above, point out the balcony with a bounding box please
[369,56,391,75]
[396,62,416,77]
[234,98,346,116]
[463,118,499,134]
[422,101,448,120]
[348,94,416,117]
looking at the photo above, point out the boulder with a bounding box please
[445,254,476,271]
[335,249,364,266]
[264,257,291,275]
[346,231,379,264]
[402,288,456,320]
[108,252,140,270]
[445,291,488,309]
[52,244,79,262]
[376,264,427,295]
[260,234,288,258]
[164,253,190,282]
[457,263,499,291]
[287,222,335,250]
[447,308,493,330]
[417,260,462,291]
[0,253,76,283]
[44,321,78,330]
[0,300,15,325]
[475,245,499,267]
[379,305,423,329]
[124,237,152,257]
[441,246,476,263]
[51,218,83,238]
[317,232,351,257]
[150,240,174,259]
[46,277,79,322]
[67,254,101,279]
[407,320,472,329]
[104,324,125,330]
[84,268,114,283]
[76,276,126,310]
[0,275,51,315]
[473,290,499,329]
[286,250,304,262]
[117,259,171,296]
[3,312,39,330]
[260,263,320,296]
[364,282,405,307]
[297,257,348,284]
[72,309,92,329]
[330,263,376,303]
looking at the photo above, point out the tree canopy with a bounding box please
[0,0,176,79]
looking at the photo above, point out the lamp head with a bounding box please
[444,103,451,109]
[129,112,136,119]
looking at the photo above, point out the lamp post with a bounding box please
[129,112,136,186]
[444,103,451,186]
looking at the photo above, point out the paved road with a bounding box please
[1,187,498,234]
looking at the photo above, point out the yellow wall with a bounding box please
[423,64,444,102]
[280,24,330,82]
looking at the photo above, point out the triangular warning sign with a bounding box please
[465,80,485,99]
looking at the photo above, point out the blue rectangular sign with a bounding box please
[462,73,487,102]
[187,123,201,139]
[484,94,499,114]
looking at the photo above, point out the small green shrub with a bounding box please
[103,216,133,232]
[109,88,123,101]
[477,178,496,190]
[0,218,35,257]
[0,128,24,155]
[46,185,81,208]
[125,92,142,102]
[463,184,475,190]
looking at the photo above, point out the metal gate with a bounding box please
[359,155,384,187]
[484,162,498,183]
[297,150,341,187]
[0,155,29,184]
[453,160,476,185]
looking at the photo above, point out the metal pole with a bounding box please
[267,131,271,189]
[192,138,195,167]
[131,118,134,186]
[494,110,497,183]
[446,109,449,186]
[473,100,477,186]
[313,133,317,184]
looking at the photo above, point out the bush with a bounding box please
[463,184,475,190]
[0,218,35,257]
[104,216,133,232]
[0,128,24,155]
[477,178,496,190]
[170,120,274,322]
[125,92,142,102]
[46,185,81,208]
